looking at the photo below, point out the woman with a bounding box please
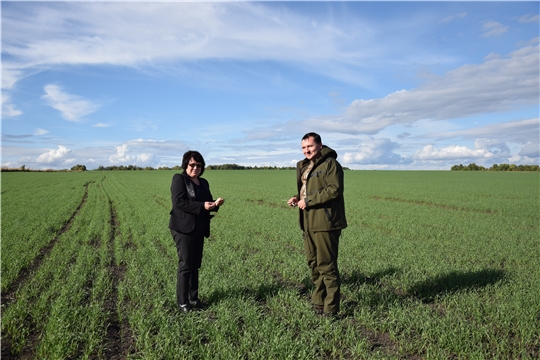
[169,150,224,313]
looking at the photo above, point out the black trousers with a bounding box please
[171,229,204,307]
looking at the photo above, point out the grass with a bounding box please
[1,170,539,359]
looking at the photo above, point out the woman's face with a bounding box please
[186,157,203,178]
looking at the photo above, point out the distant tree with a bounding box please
[452,163,539,171]
[71,164,87,171]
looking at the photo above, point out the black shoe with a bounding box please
[179,304,190,313]
[189,300,208,310]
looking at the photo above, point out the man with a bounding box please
[287,132,347,317]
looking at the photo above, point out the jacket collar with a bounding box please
[182,171,196,199]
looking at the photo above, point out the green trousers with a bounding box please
[303,229,341,314]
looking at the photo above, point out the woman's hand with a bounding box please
[204,202,217,210]
[214,198,224,206]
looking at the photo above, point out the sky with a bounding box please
[1,1,539,170]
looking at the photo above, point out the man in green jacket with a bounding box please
[287,132,347,317]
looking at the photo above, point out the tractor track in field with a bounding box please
[1,182,91,360]
[269,270,425,360]
[1,181,91,307]
[370,195,495,214]
[99,200,134,360]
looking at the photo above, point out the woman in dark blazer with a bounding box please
[169,150,224,313]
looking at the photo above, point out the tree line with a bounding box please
[5,163,537,172]
[94,164,297,171]
[450,163,540,171]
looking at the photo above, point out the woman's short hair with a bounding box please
[181,150,206,176]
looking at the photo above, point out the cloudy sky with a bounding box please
[2,1,539,170]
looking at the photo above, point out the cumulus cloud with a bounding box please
[36,145,72,163]
[42,84,100,121]
[414,145,486,160]
[413,139,512,162]
[306,45,539,135]
[109,144,154,165]
[518,142,540,158]
[342,137,408,165]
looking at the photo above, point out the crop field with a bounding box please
[1,170,539,359]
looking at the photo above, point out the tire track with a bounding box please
[100,198,134,359]
[269,270,424,359]
[1,181,91,308]
[1,181,91,360]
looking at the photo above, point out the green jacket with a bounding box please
[295,145,347,232]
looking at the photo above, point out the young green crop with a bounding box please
[1,170,539,359]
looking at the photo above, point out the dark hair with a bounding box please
[302,132,322,144]
[181,150,206,176]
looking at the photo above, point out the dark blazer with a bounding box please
[169,172,217,238]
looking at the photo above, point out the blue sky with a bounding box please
[2,1,539,170]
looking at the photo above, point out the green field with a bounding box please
[1,170,539,359]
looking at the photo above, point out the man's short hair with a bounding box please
[302,132,322,144]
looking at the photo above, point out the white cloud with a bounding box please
[342,137,408,165]
[109,144,131,163]
[109,143,155,165]
[412,139,512,162]
[481,21,508,37]
[440,12,467,24]
[517,14,540,24]
[518,142,540,158]
[36,145,72,163]
[2,2,364,88]
[424,118,539,145]
[42,84,100,121]
[2,68,23,90]
[34,128,48,135]
[307,45,539,135]
[413,144,488,160]
[2,94,22,117]
[93,122,111,128]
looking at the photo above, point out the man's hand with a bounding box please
[297,199,307,210]
[287,197,298,207]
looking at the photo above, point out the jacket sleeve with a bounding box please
[171,174,204,215]
[204,179,220,213]
[305,159,343,207]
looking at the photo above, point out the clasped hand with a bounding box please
[205,197,224,210]
[287,197,307,210]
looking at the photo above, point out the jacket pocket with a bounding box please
[171,211,186,219]
[323,207,332,222]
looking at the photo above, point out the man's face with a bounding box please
[301,137,323,161]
